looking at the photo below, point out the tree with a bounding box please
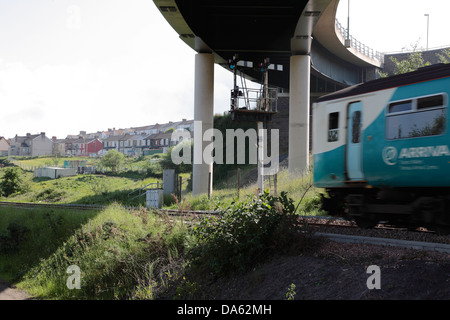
[380,42,430,77]
[101,150,125,173]
[0,167,22,197]
[160,139,193,174]
[437,48,450,64]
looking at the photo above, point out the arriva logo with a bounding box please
[383,145,450,165]
[382,147,398,165]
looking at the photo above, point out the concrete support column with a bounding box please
[193,53,214,196]
[288,54,310,175]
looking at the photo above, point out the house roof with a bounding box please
[0,137,10,145]
[73,137,102,144]
[104,135,123,142]
[131,124,153,131]
[119,134,146,141]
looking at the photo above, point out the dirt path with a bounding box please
[0,281,31,300]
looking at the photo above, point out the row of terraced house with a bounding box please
[3,119,194,158]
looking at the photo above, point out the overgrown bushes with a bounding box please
[187,191,302,277]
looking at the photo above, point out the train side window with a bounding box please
[351,111,362,143]
[328,112,339,142]
[388,100,412,113]
[418,95,444,109]
[386,94,446,140]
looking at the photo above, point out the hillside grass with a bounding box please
[8,154,163,174]
[10,156,97,169]
[171,165,324,216]
[0,205,99,283]
[0,189,320,299]
[0,203,187,299]
[0,156,326,299]
[0,170,161,206]
[0,156,189,207]
[2,156,323,215]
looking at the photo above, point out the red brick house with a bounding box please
[87,138,103,156]
[72,138,103,156]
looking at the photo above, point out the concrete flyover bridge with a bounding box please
[153,0,382,196]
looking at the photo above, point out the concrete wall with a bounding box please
[34,167,77,179]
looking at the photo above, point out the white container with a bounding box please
[146,189,163,209]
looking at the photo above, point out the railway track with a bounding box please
[0,201,105,211]
[158,211,450,253]
[1,201,448,253]
[300,216,450,253]
[0,201,218,214]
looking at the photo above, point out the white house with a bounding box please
[9,132,53,157]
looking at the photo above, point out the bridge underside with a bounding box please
[154,0,380,195]
[166,0,374,89]
[174,0,308,89]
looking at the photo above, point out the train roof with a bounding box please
[315,63,450,103]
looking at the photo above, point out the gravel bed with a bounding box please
[300,216,450,245]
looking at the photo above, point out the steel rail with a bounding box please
[0,201,105,211]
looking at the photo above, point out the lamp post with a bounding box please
[347,0,350,40]
[344,0,351,48]
[424,13,429,50]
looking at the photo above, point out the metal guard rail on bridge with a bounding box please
[335,19,384,63]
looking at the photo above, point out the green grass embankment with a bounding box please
[0,157,325,300]
[0,203,187,299]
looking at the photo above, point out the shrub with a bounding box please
[187,191,299,277]
[35,187,66,202]
[0,167,23,197]
[101,150,125,173]
[0,222,30,253]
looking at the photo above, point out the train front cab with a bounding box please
[313,96,373,225]
[312,95,374,190]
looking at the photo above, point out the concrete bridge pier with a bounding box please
[192,52,214,196]
[288,54,311,175]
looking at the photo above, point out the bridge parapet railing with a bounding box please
[335,19,384,63]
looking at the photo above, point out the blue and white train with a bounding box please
[313,64,450,233]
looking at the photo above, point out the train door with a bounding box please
[346,102,364,180]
